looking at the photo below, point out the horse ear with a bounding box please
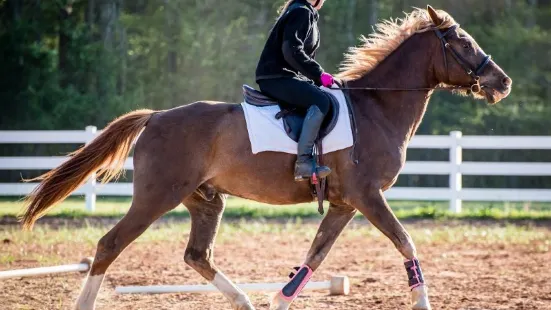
[427,5,444,26]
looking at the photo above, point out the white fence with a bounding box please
[1,128,551,213]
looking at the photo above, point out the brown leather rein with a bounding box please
[331,85,477,92]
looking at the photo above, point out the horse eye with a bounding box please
[463,42,472,49]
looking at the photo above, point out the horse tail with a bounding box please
[20,109,155,229]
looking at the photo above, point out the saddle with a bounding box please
[242,84,349,215]
[242,85,340,142]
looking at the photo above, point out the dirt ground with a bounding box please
[1,220,550,310]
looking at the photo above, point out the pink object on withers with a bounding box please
[279,264,314,302]
[320,72,334,87]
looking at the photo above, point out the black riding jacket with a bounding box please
[255,0,324,85]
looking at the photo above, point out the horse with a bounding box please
[20,6,511,310]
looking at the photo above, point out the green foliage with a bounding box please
[0,0,550,188]
[2,0,550,132]
[1,197,550,221]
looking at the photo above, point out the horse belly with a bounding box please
[209,157,315,205]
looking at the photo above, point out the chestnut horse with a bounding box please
[21,6,511,310]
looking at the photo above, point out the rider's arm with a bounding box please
[281,8,324,85]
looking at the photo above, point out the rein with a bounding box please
[333,25,491,93]
[331,85,477,92]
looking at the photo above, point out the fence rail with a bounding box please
[1,128,550,213]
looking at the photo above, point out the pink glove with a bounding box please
[320,72,334,87]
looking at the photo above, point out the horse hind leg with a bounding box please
[74,178,195,310]
[183,192,255,310]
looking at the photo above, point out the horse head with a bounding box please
[427,6,512,104]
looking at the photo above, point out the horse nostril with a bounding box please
[502,76,512,88]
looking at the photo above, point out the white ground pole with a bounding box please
[116,275,350,296]
[0,257,93,280]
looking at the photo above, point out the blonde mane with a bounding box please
[337,8,457,81]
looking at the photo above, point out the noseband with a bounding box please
[433,25,491,93]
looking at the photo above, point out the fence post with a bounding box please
[85,126,97,212]
[449,131,462,213]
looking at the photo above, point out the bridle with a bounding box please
[434,24,491,93]
[335,24,492,93]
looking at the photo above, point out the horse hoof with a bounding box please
[270,293,291,310]
[74,303,94,310]
[236,303,255,310]
[74,299,96,310]
[411,285,431,310]
[233,297,255,310]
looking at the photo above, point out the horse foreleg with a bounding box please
[270,203,356,310]
[183,193,255,310]
[351,189,431,310]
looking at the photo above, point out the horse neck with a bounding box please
[348,32,439,144]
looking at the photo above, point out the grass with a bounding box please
[1,196,551,221]
[2,221,549,252]
[2,212,549,267]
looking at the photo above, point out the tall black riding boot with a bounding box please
[294,105,332,181]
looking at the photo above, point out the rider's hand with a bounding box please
[320,72,334,87]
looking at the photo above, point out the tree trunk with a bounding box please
[395,0,406,15]
[6,0,22,21]
[117,27,127,95]
[96,0,121,122]
[96,0,111,105]
[369,0,378,27]
[527,0,538,28]
[58,2,73,88]
[165,0,178,74]
[255,1,269,26]
[164,0,180,104]
[346,0,357,44]
[504,0,512,11]
[98,0,115,49]
[86,0,96,29]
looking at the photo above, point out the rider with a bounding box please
[255,0,333,181]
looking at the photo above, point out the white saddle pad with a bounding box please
[241,84,354,155]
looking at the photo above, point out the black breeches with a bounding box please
[257,78,330,115]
